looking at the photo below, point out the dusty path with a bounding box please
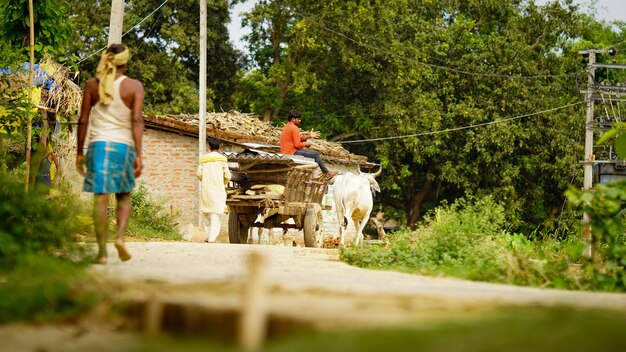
[93,242,626,315]
[4,242,626,351]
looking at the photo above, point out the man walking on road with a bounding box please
[76,43,145,264]
[280,109,337,178]
[197,137,231,243]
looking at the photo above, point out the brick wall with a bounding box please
[142,129,203,224]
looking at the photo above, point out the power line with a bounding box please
[76,0,170,65]
[336,101,585,144]
[282,7,579,80]
[320,24,578,80]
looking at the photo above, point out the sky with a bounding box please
[227,0,256,52]
[227,0,626,52]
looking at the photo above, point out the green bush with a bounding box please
[0,170,87,269]
[566,179,626,291]
[0,165,102,323]
[341,196,580,289]
[130,183,180,239]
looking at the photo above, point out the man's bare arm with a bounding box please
[76,80,96,176]
[131,80,145,177]
[77,80,95,156]
[131,80,144,156]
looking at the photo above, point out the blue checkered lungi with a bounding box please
[83,141,136,194]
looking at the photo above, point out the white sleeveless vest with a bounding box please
[89,75,134,146]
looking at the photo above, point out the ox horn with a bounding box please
[372,166,382,178]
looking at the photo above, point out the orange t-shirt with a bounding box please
[280,121,306,154]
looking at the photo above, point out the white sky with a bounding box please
[535,0,626,22]
[228,0,625,51]
[227,0,256,52]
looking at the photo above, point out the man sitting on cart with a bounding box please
[280,109,337,178]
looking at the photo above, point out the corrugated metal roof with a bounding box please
[224,150,317,166]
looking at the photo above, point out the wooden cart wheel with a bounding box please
[303,207,324,248]
[228,212,250,244]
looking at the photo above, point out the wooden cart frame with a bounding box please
[226,166,331,247]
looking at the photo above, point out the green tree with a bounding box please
[65,0,241,113]
[236,0,614,233]
[0,0,73,60]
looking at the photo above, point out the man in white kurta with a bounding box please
[197,138,231,242]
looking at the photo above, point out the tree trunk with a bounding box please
[406,177,433,227]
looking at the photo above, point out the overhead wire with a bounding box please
[76,0,170,65]
[283,7,580,80]
[336,101,585,144]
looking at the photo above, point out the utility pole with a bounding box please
[580,49,597,259]
[108,0,124,45]
[582,50,596,192]
[198,0,207,226]
[578,47,618,259]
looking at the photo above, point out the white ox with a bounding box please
[333,168,381,246]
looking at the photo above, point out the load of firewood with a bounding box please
[173,111,364,161]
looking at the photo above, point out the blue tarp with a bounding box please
[0,63,54,89]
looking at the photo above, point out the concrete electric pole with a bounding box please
[108,0,125,45]
[198,0,207,226]
[578,47,619,259]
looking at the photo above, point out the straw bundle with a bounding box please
[39,56,81,118]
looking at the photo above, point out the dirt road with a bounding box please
[92,242,626,326]
[4,241,626,351]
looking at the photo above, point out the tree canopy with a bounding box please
[234,0,626,231]
[63,0,241,113]
[2,0,626,234]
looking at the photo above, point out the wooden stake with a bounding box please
[25,0,35,192]
[143,294,164,336]
[239,251,268,351]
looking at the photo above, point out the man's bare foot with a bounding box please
[93,256,108,265]
[115,241,132,261]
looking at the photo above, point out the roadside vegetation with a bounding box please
[2,0,626,336]
[0,166,103,323]
[127,183,182,241]
[341,194,625,292]
[0,154,180,323]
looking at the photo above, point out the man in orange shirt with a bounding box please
[280,110,337,177]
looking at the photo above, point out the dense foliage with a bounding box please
[0,164,102,322]
[64,0,241,114]
[0,0,73,60]
[236,0,626,234]
[566,179,626,291]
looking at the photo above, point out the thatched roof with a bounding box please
[39,56,81,117]
[0,56,81,118]
[143,112,371,166]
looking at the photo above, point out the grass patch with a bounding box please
[128,183,181,241]
[260,307,626,352]
[127,220,182,241]
[341,196,587,290]
[0,254,103,324]
[91,307,626,352]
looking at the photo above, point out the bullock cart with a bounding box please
[225,150,332,247]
